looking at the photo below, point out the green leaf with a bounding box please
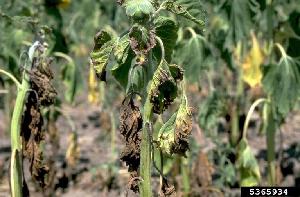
[198,91,227,133]
[111,34,134,89]
[125,0,155,20]
[236,139,260,187]
[126,62,146,94]
[158,96,192,156]
[262,56,300,116]
[154,16,179,63]
[161,0,205,28]
[90,30,116,81]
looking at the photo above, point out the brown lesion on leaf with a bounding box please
[129,25,157,58]
[171,107,192,156]
[119,97,143,192]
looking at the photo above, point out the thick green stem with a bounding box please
[230,69,244,146]
[266,103,276,185]
[140,97,153,197]
[10,42,39,197]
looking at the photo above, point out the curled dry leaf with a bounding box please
[119,97,143,193]
[150,59,178,114]
[21,93,49,188]
[21,55,57,188]
[30,57,57,106]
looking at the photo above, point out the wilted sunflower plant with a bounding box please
[0,38,57,197]
[90,0,205,196]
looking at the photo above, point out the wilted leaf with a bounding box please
[65,132,80,168]
[225,0,253,49]
[158,95,192,156]
[154,16,179,63]
[126,63,146,94]
[149,59,177,114]
[175,34,208,82]
[90,30,116,81]
[111,34,135,89]
[129,24,156,57]
[161,0,205,28]
[236,139,260,186]
[241,33,264,87]
[119,97,143,172]
[30,57,57,106]
[262,55,300,116]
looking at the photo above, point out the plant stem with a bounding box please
[10,41,39,197]
[140,97,153,197]
[139,48,155,196]
[230,69,244,146]
[266,102,276,185]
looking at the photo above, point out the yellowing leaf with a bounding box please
[66,132,80,168]
[241,33,264,87]
[88,60,99,105]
